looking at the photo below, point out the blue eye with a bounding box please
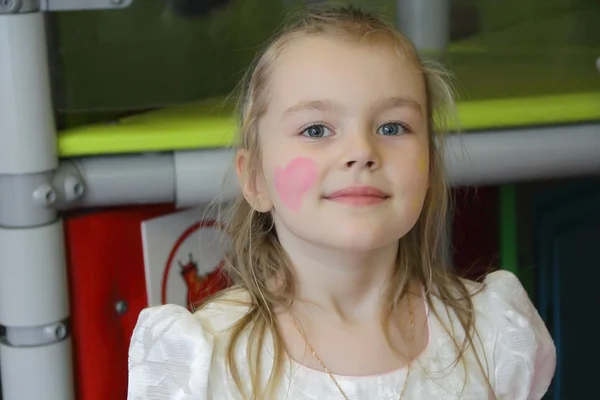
[302,124,331,138]
[377,122,407,136]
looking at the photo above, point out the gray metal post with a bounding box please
[397,0,450,60]
[0,2,131,398]
[0,13,74,400]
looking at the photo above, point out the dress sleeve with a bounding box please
[127,304,214,400]
[481,270,557,400]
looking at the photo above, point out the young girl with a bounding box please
[127,7,556,400]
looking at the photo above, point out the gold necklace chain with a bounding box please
[291,293,415,400]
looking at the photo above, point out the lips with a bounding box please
[326,186,389,198]
[324,186,390,205]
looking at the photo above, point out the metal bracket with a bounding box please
[0,162,86,227]
[0,0,133,14]
[53,160,86,209]
[0,318,70,347]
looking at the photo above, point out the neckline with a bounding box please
[285,292,433,381]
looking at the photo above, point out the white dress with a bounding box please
[127,270,556,399]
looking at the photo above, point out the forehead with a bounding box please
[266,35,426,115]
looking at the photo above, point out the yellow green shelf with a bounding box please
[57,91,600,157]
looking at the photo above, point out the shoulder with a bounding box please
[194,287,253,333]
[127,287,251,400]
[468,270,545,330]
[467,270,557,399]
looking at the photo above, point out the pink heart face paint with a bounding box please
[274,157,318,212]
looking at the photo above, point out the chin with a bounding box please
[321,224,403,253]
[274,210,415,255]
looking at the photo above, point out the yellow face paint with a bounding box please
[418,157,428,173]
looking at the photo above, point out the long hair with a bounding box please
[202,6,492,399]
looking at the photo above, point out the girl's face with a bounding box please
[239,35,430,253]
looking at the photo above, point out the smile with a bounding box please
[323,186,390,206]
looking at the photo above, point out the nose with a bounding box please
[342,131,381,171]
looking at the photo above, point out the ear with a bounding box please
[236,149,273,213]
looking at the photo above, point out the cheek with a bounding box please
[412,155,430,211]
[274,157,318,212]
[418,156,429,174]
[387,152,429,186]
[386,152,429,209]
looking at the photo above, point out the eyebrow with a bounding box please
[283,99,339,116]
[282,96,422,117]
[373,96,423,114]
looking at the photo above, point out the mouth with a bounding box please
[323,186,390,205]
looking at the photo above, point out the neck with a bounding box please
[279,233,399,323]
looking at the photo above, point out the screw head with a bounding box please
[64,174,85,201]
[74,182,84,196]
[44,323,68,341]
[54,324,67,340]
[33,183,57,207]
[0,0,19,13]
[115,300,128,315]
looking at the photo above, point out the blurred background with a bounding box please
[50,0,599,121]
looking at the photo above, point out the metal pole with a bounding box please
[444,123,600,186]
[397,0,450,60]
[0,13,74,400]
[66,153,177,208]
[50,123,600,211]
[174,149,238,208]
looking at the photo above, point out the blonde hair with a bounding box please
[204,6,492,399]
